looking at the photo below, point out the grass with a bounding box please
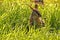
[0,0,60,40]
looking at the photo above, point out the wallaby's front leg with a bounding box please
[37,17,45,26]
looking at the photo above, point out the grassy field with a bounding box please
[0,0,60,40]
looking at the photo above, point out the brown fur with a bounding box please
[30,10,45,26]
[29,0,45,26]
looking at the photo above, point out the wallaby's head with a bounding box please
[39,0,44,4]
[32,0,44,5]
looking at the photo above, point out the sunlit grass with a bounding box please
[0,0,60,40]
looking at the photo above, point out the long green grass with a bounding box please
[0,0,60,40]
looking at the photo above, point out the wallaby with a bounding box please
[29,3,45,26]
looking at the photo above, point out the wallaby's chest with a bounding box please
[32,12,39,20]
